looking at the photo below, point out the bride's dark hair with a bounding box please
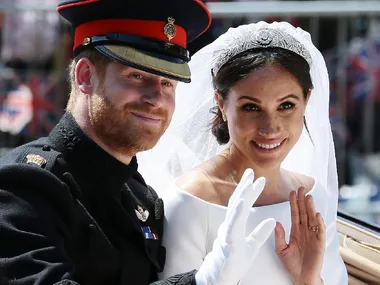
[210,47,313,145]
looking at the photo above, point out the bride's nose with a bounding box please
[258,113,281,136]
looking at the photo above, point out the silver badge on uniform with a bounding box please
[135,205,149,222]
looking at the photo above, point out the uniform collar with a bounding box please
[48,112,138,194]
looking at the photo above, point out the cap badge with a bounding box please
[25,154,47,168]
[83,37,91,46]
[164,17,176,41]
[135,205,149,222]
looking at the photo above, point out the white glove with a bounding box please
[195,168,276,285]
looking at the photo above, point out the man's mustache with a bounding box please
[122,105,168,120]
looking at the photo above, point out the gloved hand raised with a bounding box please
[195,168,276,285]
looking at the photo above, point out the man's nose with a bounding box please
[141,80,164,107]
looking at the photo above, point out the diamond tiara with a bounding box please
[212,28,313,75]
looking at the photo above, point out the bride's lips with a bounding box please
[251,139,286,153]
[131,112,161,124]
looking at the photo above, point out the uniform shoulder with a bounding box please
[0,138,75,209]
[0,137,67,177]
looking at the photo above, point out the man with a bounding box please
[0,1,275,284]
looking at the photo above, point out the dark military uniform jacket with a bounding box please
[0,113,196,285]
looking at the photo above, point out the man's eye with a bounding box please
[130,73,144,79]
[162,81,173,87]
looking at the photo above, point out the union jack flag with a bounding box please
[0,68,66,139]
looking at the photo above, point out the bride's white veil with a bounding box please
[137,21,338,211]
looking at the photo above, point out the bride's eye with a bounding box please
[242,104,260,112]
[278,102,295,110]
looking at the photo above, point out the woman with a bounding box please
[138,21,347,284]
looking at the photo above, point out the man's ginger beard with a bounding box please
[89,87,170,157]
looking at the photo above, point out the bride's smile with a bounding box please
[251,138,286,153]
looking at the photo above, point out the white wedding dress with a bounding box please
[158,171,347,284]
[136,21,349,285]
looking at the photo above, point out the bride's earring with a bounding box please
[222,113,227,122]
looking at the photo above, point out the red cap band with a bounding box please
[74,18,187,50]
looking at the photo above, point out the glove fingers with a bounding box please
[224,169,253,224]
[223,170,267,245]
[246,218,276,251]
[228,168,254,207]
[224,173,266,241]
[223,198,244,244]
[236,177,266,229]
[246,177,266,208]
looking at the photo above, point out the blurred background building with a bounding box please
[0,0,380,225]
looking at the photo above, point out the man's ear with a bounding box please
[75,58,98,95]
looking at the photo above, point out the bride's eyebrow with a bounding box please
[237,94,299,103]
[277,94,300,102]
[237,95,260,103]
